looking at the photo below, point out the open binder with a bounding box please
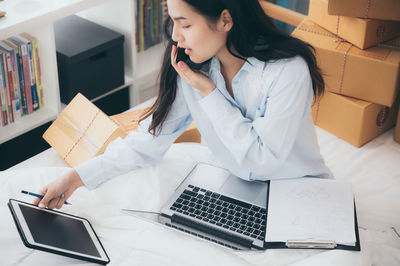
[263,178,361,251]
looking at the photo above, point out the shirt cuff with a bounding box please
[75,155,107,190]
[198,88,233,122]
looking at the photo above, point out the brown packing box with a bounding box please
[292,19,400,107]
[312,91,399,147]
[328,0,400,22]
[309,0,400,49]
[110,109,201,144]
[43,93,202,167]
[395,108,400,144]
[43,93,127,167]
[110,108,148,132]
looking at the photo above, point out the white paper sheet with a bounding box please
[265,178,356,245]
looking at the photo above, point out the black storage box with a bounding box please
[54,15,125,103]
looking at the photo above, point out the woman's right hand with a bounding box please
[33,169,84,209]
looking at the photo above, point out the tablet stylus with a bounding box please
[21,190,72,205]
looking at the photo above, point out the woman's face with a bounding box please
[167,0,229,64]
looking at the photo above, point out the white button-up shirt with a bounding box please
[76,55,332,189]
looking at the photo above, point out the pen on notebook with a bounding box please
[21,190,72,205]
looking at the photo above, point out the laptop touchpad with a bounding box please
[219,176,268,207]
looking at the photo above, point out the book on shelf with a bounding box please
[14,35,39,111]
[8,36,33,114]
[0,34,43,128]
[21,33,43,108]
[0,41,22,123]
[136,0,167,52]
[0,53,9,126]
[3,39,28,116]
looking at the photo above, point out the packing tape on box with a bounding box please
[313,94,390,133]
[297,23,395,94]
[297,23,351,121]
[54,110,102,161]
[334,15,387,46]
[333,14,399,51]
[300,22,395,132]
[361,0,400,21]
[363,0,371,19]
[376,106,390,129]
[297,24,352,93]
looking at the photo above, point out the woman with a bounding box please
[35,0,332,209]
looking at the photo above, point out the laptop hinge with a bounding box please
[171,214,253,248]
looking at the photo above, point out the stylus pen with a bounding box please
[21,190,72,205]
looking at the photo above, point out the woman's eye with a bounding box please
[182,25,191,29]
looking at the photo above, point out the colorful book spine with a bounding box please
[0,52,11,124]
[30,37,43,108]
[159,0,164,43]
[19,33,43,108]
[16,36,38,111]
[5,41,22,120]
[152,0,157,44]
[0,41,23,122]
[26,41,39,110]
[5,51,16,122]
[0,53,7,126]
[136,0,166,52]
[0,33,43,127]
[1,51,13,123]
[145,1,151,48]
[139,0,145,52]
[3,40,28,116]
[16,40,33,114]
[151,0,156,47]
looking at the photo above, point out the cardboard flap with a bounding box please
[110,108,150,133]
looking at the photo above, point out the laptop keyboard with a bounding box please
[169,184,266,241]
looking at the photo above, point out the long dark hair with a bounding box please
[141,0,324,135]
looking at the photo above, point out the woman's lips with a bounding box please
[185,48,192,55]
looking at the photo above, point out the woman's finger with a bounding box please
[55,194,64,209]
[32,187,48,205]
[38,188,59,209]
[177,61,194,84]
[170,44,178,67]
[47,198,59,210]
[171,45,186,76]
[171,45,188,78]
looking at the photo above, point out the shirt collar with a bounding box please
[209,56,264,78]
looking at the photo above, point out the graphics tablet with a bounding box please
[8,199,110,265]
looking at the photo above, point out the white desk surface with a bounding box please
[2,120,400,266]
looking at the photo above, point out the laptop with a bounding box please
[159,162,269,250]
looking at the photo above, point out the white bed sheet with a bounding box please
[0,127,399,266]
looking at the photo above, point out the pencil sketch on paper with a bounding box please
[265,178,356,244]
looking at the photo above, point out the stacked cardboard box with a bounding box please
[292,0,400,147]
[395,111,400,144]
[308,0,400,49]
[43,93,201,167]
[311,92,399,147]
[327,0,400,21]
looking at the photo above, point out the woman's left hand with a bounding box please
[171,45,216,97]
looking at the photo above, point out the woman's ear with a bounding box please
[219,9,233,32]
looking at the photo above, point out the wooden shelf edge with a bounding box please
[259,0,306,27]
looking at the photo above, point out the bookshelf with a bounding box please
[0,0,165,144]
